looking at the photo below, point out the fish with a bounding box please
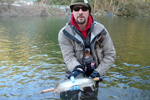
[40,77,98,95]
[55,77,96,92]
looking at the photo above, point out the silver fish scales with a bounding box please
[40,77,96,94]
[55,77,96,92]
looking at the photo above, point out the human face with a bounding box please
[72,5,89,25]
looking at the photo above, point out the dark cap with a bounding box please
[70,0,91,13]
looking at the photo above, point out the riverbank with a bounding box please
[0,2,150,18]
[0,4,67,17]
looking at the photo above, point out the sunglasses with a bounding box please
[73,6,89,12]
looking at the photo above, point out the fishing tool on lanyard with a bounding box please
[83,48,95,73]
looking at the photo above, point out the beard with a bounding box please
[76,16,86,24]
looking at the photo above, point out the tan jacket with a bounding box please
[58,20,116,77]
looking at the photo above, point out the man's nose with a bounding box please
[78,9,83,13]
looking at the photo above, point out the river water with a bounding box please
[0,16,150,100]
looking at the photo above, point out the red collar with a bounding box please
[70,14,93,32]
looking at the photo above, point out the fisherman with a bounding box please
[58,0,116,99]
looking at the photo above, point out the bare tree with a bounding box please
[94,0,96,13]
[0,0,4,6]
[0,0,4,13]
[2,0,16,9]
[114,0,120,14]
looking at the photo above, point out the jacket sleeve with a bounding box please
[58,28,81,72]
[95,28,116,77]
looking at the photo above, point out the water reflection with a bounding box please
[0,16,150,100]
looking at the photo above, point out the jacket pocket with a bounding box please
[74,42,83,62]
[95,42,103,64]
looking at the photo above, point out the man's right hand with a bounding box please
[70,76,79,91]
[69,69,83,78]
[68,65,85,78]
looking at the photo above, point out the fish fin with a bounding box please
[90,85,94,91]
[80,87,84,91]
[93,84,95,88]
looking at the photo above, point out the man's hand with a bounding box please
[68,65,85,78]
[68,65,85,91]
[89,70,103,81]
[70,76,79,91]
[89,70,100,78]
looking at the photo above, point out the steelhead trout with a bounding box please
[40,77,99,95]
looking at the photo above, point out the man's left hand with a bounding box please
[89,70,100,78]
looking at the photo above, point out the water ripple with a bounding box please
[0,16,150,100]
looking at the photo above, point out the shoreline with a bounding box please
[0,4,68,18]
[0,4,149,18]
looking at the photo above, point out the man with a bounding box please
[58,0,116,99]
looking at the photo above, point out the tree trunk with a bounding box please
[114,0,120,14]
[94,0,96,13]
[100,3,104,14]
[112,1,115,13]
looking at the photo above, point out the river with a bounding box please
[0,16,150,100]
